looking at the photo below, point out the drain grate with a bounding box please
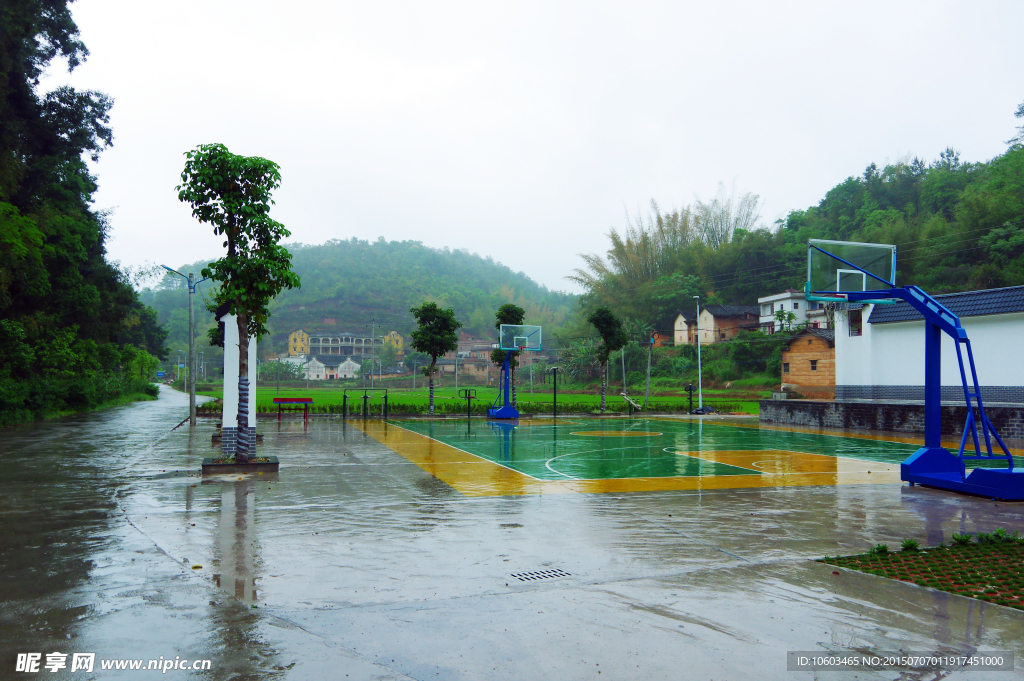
[510,569,572,582]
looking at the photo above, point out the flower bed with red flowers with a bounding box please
[819,530,1024,610]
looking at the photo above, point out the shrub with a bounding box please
[868,544,889,556]
[951,533,973,546]
[900,538,919,552]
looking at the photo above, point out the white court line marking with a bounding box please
[662,447,763,474]
[381,421,545,481]
[544,445,660,480]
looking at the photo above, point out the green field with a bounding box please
[195,385,765,415]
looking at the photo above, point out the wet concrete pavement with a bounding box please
[2,388,1023,680]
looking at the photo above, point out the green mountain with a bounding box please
[142,238,576,359]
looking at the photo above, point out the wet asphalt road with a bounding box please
[2,387,1023,680]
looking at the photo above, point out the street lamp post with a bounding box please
[366,319,377,398]
[162,266,209,428]
[693,295,703,411]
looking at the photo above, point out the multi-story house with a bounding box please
[289,329,404,358]
[758,289,828,333]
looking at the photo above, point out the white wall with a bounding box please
[221,313,258,430]
[836,308,1024,388]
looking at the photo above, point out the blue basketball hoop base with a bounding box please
[903,447,1024,501]
[487,405,520,419]
[488,349,521,420]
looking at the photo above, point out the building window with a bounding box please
[771,303,775,314]
[849,309,863,337]
[783,362,790,373]
[810,360,818,371]
[793,302,799,310]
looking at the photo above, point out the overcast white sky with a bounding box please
[45,0,1024,293]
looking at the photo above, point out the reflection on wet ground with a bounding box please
[1,391,1023,680]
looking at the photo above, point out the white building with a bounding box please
[337,357,360,379]
[757,289,828,333]
[303,358,326,380]
[301,355,361,380]
[834,285,1024,404]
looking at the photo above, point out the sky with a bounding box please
[45,0,1024,293]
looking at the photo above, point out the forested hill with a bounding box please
[143,238,576,355]
[271,239,575,339]
[573,126,1024,331]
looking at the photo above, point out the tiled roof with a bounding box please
[307,354,359,366]
[676,309,696,321]
[868,285,1024,324]
[703,304,760,319]
[784,327,835,347]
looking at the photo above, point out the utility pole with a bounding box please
[694,295,703,410]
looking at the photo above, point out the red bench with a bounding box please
[273,397,313,422]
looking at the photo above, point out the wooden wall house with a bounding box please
[780,328,835,398]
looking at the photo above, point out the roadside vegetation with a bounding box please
[0,4,166,426]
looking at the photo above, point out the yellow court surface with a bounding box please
[355,418,909,497]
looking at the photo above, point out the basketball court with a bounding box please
[352,417,919,497]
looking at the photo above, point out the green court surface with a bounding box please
[387,418,921,482]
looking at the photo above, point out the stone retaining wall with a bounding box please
[759,399,1024,441]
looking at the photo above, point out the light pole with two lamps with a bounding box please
[162,266,210,427]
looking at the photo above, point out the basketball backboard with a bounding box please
[499,324,542,352]
[807,239,896,304]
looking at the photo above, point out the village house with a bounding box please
[758,289,829,333]
[674,305,759,345]
[288,329,404,359]
[780,328,836,398]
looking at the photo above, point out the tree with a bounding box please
[377,340,398,369]
[773,309,797,330]
[587,307,628,412]
[0,2,177,426]
[1007,100,1024,148]
[560,339,600,381]
[403,350,430,373]
[177,144,300,461]
[491,303,525,406]
[258,360,302,381]
[623,318,655,405]
[409,302,462,414]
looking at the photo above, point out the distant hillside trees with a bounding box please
[573,113,1024,332]
[267,238,575,344]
